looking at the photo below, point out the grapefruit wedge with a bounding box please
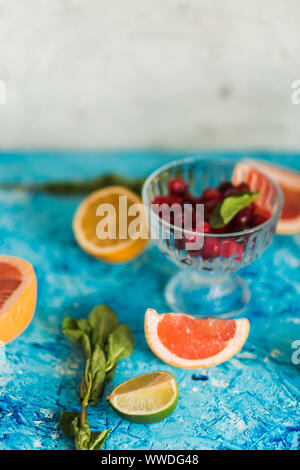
[234,159,300,234]
[145,309,250,369]
[0,255,37,345]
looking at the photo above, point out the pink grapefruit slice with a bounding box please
[233,159,300,234]
[145,309,250,369]
[0,255,37,345]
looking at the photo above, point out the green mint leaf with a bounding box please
[210,191,260,228]
[88,430,110,450]
[60,411,80,438]
[72,417,91,451]
[88,305,119,348]
[62,317,92,358]
[105,363,117,382]
[79,345,106,405]
[105,324,134,372]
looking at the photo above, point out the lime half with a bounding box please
[108,371,178,424]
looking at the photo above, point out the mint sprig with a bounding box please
[210,191,260,229]
[60,304,134,450]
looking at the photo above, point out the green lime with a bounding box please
[107,371,178,424]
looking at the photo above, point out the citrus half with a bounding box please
[108,371,178,423]
[0,255,37,345]
[73,186,148,263]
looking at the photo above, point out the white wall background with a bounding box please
[0,0,300,150]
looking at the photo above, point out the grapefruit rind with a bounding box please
[73,186,148,263]
[145,308,250,369]
[0,255,37,345]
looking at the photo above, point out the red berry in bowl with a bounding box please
[168,194,183,206]
[220,239,237,258]
[217,181,234,193]
[153,195,170,206]
[204,199,219,221]
[232,208,253,231]
[237,182,250,192]
[202,237,220,259]
[224,187,240,198]
[202,188,222,202]
[168,178,188,196]
[252,208,271,227]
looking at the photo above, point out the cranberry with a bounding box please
[152,195,169,206]
[234,242,245,261]
[203,221,211,233]
[217,181,234,193]
[232,208,253,231]
[168,178,188,196]
[252,213,269,227]
[168,194,183,206]
[237,182,250,192]
[252,208,271,227]
[204,200,219,221]
[220,239,237,258]
[202,188,222,202]
[224,187,240,198]
[202,237,219,259]
[182,192,195,204]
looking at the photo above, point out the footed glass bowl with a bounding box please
[142,157,283,318]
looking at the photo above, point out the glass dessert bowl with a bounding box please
[142,156,283,318]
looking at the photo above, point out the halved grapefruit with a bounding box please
[145,309,250,369]
[234,159,300,234]
[0,255,37,345]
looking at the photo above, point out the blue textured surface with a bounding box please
[0,151,299,450]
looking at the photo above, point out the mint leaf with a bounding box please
[210,191,259,228]
[60,411,80,438]
[88,305,119,348]
[62,317,92,358]
[88,430,110,450]
[79,345,107,405]
[105,324,134,372]
[72,417,91,450]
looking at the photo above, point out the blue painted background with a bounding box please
[0,151,299,450]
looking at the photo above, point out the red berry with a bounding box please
[252,208,271,227]
[220,239,237,258]
[234,242,245,261]
[237,182,250,192]
[217,181,234,193]
[168,195,183,206]
[202,188,222,202]
[203,221,211,233]
[252,214,269,227]
[168,178,188,196]
[202,237,219,259]
[224,187,240,198]
[204,200,219,221]
[232,208,252,231]
[152,195,169,206]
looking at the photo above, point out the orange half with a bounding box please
[145,308,250,369]
[73,186,148,263]
[0,255,37,345]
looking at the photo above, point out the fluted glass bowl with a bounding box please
[142,156,283,318]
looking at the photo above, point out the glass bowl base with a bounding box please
[165,271,250,319]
